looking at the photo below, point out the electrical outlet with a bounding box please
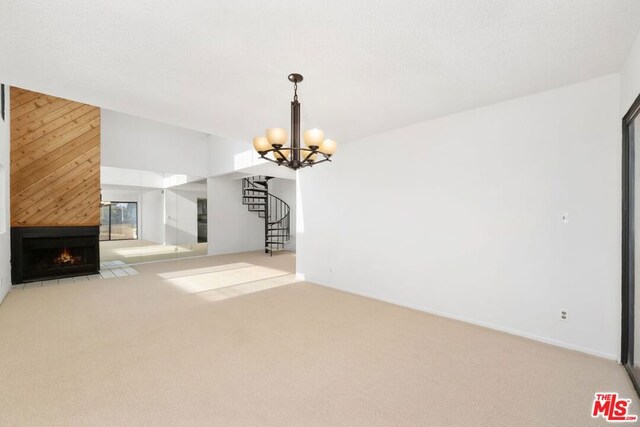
[560,310,568,321]
[329,267,333,273]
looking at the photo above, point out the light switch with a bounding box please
[561,212,569,224]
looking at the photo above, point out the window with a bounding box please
[622,91,640,395]
[100,202,138,241]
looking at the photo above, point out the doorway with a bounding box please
[622,91,640,394]
[100,201,138,241]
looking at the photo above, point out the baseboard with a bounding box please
[312,280,618,361]
[0,282,9,305]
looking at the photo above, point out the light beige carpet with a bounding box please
[0,251,636,426]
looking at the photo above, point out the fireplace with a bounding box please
[11,226,100,284]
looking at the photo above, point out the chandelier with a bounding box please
[252,73,337,170]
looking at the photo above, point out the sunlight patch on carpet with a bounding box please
[197,273,298,302]
[165,265,293,294]
[158,262,254,279]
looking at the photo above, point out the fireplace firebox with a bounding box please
[11,226,100,284]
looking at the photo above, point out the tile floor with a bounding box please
[14,260,139,289]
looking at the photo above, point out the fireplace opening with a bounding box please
[11,226,99,284]
[27,243,90,275]
[54,248,81,266]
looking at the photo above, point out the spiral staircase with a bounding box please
[241,176,291,255]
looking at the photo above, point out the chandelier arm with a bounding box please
[258,152,332,170]
[258,148,331,157]
[274,146,287,158]
[295,158,332,169]
[306,158,332,166]
[258,155,285,166]
[300,150,316,163]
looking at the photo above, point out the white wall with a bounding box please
[101,110,210,177]
[298,74,621,359]
[101,188,140,203]
[101,167,165,189]
[0,87,10,303]
[207,135,249,177]
[621,31,640,114]
[140,190,165,244]
[207,176,264,255]
[207,134,295,180]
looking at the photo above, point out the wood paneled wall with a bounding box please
[10,87,101,227]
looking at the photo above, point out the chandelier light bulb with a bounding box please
[303,128,325,148]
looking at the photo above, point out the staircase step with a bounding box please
[244,188,267,193]
[243,195,267,199]
[244,202,266,206]
[266,240,289,244]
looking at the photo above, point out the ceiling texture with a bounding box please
[1,0,639,144]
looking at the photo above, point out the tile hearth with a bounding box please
[13,261,139,289]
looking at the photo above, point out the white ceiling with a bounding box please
[1,0,639,143]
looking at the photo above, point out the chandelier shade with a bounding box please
[320,139,337,155]
[266,128,288,147]
[252,136,270,152]
[303,128,324,148]
[252,74,337,170]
